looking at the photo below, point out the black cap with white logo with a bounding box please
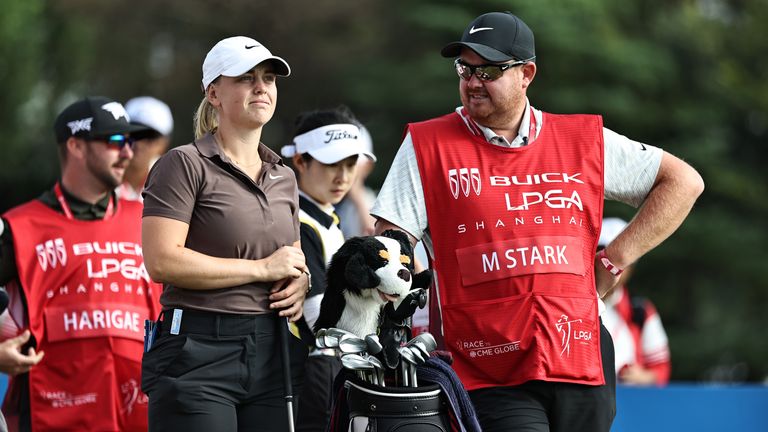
[441,12,536,63]
[54,96,150,143]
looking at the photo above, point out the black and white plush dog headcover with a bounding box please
[314,230,417,337]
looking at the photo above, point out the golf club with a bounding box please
[338,334,368,354]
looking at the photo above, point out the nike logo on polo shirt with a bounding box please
[245,45,257,49]
[268,173,283,180]
[639,143,647,151]
[469,26,493,34]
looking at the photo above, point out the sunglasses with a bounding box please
[91,134,134,150]
[454,58,533,82]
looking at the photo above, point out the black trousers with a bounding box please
[295,354,343,432]
[469,321,616,432]
[141,310,307,432]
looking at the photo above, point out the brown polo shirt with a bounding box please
[142,133,300,314]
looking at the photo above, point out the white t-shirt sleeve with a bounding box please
[640,312,671,364]
[603,128,663,207]
[371,132,428,240]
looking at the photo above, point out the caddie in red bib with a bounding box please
[4,192,161,431]
[0,96,162,432]
[371,10,704,432]
[411,110,605,390]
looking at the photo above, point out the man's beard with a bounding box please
[86,153,122,190]
[462,88,524,130]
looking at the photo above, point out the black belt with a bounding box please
[159,309,277,336]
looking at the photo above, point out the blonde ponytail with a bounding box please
[193,96,218,139]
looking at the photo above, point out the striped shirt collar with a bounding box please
[298,191,339,229]
[455,98,541,148]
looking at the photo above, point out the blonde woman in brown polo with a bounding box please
[141,36,310,432]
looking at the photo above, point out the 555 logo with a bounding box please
[448,168,482,199]
[36,238,67,271]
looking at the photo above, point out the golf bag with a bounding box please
[342,374,450,432]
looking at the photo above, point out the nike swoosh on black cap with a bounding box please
[441,11,536,63]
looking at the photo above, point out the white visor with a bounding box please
[281,124,377,164]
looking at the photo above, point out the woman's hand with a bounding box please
[268,271,310,322]
[262,246,307,281]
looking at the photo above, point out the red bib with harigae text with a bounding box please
[3,198,161,431]
[411,111,605,391]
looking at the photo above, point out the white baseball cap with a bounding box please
[281,123,377,164]
[598,217,628,247]
[125,96,174,136]
[202,36,290,90]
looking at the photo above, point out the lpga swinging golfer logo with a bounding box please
[448,168,482,199]
[555,314,582,358]
[120,379,147,415]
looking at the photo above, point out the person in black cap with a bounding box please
[0,96,162,431]
[371,11,704,432]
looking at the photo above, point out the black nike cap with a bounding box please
[441,12,536,63]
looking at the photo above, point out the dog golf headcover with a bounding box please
[313,230,415,337]
[377,230,432,369]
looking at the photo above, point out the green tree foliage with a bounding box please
[0,0,764,381]
[0,0,52,207]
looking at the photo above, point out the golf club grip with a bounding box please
[279,316,293,398]
[278,316,296,431]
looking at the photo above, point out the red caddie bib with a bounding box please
[3,198,161,431]
[411,112,605,390]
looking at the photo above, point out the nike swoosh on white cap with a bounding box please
[469,26,493,34]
